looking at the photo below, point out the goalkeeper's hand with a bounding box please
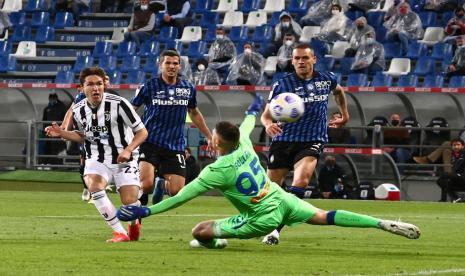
[245,95,264,116]
[117,205,151,221]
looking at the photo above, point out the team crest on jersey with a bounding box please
[104,111,111,121]
[168,89,175,95]
[307,83,314,92]
[175,88,191,97]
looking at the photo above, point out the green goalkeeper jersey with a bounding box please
[148,114,285,218]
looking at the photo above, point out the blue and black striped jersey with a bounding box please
[131,76,197,151]
[267,71,338,143]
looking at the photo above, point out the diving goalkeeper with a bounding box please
[117,96,421,249]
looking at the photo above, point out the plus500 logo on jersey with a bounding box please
[152,98,189,106]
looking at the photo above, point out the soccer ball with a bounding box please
[269,93,305,123]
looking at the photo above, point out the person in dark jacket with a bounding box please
[124,0,155,47]
[159,0,192,38]
[42,93,67,164]
[318,155,347,199]
[436,138,465,202]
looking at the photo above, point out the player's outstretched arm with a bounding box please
[45,122,84,143]
[188,107,213,145]
[331,84,349,127]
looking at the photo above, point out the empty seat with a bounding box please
[288,0,308,15]
[73,56,94,73]
[106,70,122,84]
[245,10,267,28]
[325,40,349,59]
[264,56,278,76]
[221,11,243,29]
[269,11,281,26]
[35,25,54,43]
[315,57,335,71]
[11,25,31,42]
[299,26,321,43]
[165,39,183,54]
[397,74,418,86]
[347,73,368,86]
[413,57,436,75]
[187,41,207,59]
[419,27,444,46]
[31,11,49,27]
[371,72,393,86]
[24,0,47,12]
[374,26,387,43]
[54,12,74,29]
[422,74,443,87]
[405,41,428,59]
[384,42,402,59]
[241,0,260,13]
[419,11,437,28]
[310,39,330,57]
[338,57,355,74]
[55,71,75,84]
[214,0,238,12]
[125,70,146,84]
[116,41,136,57]
[0,41,12,56]
[367,11,385,27]
[431,42,453,60]
[229,26,248,42]
[8,11,26,26]
[0,55,16,72]
[346,10,363,21]
[143,56,160,73]
[1,0,22,12]
[448,76,465,88]
[121,56,141,72]
[158,26,178,43]
[251,24,273,42]
[98,55,118,72]
[11,41,36,57]
[193,0,212,13]
[93,41,113,58]
[263,0,284,13]
[383,58,411,76]
[198,11,219,28]
[203,25,216,42]
[106,27,127,44]
[139,40,160,57]
[424,117,450,149]
[178,26,202,43]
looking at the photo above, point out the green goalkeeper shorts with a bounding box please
[213,193,319,239]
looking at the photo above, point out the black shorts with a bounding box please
[139,142,186,177]
[267,141,325,170]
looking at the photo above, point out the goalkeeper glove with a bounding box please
[245,95,264,116]
[117,205,151,222]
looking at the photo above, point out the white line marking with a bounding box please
[386,268,465,276]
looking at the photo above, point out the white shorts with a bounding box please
[84,159,140,190]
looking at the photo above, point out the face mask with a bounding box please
[141,4,148,10]
[197,64,205,71]
[285,40,293,46]
[366,38,374,44]
[457,13,464,18]
[244,48,252,54]
[216,34,224,39]
[399,7,408,14]
[332,10,340,15]
[282,22,290,28]
[356,25,364,30]
[49,99,58,106]
[391,120,400,126]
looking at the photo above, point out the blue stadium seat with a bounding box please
[106,70,122,84]
[371,72,393,86]
[92,41,113,58]
[120,56,141,72]
[198,11,219,28]
[229,26,248,42]
[24,0,47,12]
[431,42,453,60]
[55,71,75,84]
[448,76,465,88]
[419,11,437,28]
[98,55,118,72]
[422,74,444,87]
[158,27,178,43]
[367,11,385,28]
[288,0,309,15]
[124,71,146,84]
[384,42,402,59]
[315,57,335,71]
[337,57,354,75]
[397,74,418,87]
[204,26,216,43]
[441,11,454,24]
[54,12,74,29]
[413,57,435,75]
[0,55,17,72]
[405,41,428,59]
[31,11,49,27]
[73,56,94,73]
[270,11,281,26]
[347,73,368,86]
[116,41,137,57]
[193,0,213,13]
[154,12,165,27]
[143,56,159,73]
[251,25,273,42]
[0,41,12,57]
[310,39,329,57]
[139,40,160,57]
[35,25,54,43]
[9,11,26,26]
[241,0,260,13]
[11,25,32,42]
[375,27,387,43]
[346,10,363,21]
[165,40,183,54]
[187,41,207,59]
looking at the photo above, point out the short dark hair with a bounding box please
[293,43,315,55]
[331,4,342,11]
[79,67,106,85]
[215,121,240,149]
[451,138,465,145]
[160,49,181,63]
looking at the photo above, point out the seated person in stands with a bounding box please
[350,31,385,75]
[348,0,380,13]
[192,59,221,85]
[265,11,302,57]
[446,36,465,77]
[208,26,237,82]
[328,111,352,144]
[100,0,129,12]
[56,0,91,22]
[318,4,350,44]
[384,2,424,56]
[445,7,465,37]
[383,113,412,174]
[318,155,347,199]
[124,0,155,47]
[300,0,333,27]
[436,138,465,202]
[226,42,265,86]
[424,0,460,12]
[159,0,193,38]
[384,0,402,21]
[345,17,375,57]
[276,33,296,73]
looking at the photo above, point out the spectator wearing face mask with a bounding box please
[226,42,265,85]
[384,2,424,56]
[445,7,465,37]
[207,26,237,82]
[384,0,403,21]
[424,0,460,12]
[345,17,375,57]
[42,93,68,165]
[318,155,347,199]
[447,35,465,77]
[318,4,350,44]
[124,0,155,47]
[276,33,296,72]
[193,59,221,85]
[266,12,302,57]
[300,0,334,27]
[383,113,412,175]
[350,31,385,74]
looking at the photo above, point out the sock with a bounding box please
[198,239,223,249]
[288,186,305,199]
[276,224,285,233]
[91,190,127,234]
[152,178,165,205]
[139,193,148,206]
[327,210,380,228]
[79,164,86,189]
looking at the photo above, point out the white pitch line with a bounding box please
[386,268,465,276]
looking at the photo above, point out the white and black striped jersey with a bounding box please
[73,93,145,165]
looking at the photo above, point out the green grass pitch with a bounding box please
[1,184,465,275]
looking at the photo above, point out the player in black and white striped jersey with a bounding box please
[46,67,148,243]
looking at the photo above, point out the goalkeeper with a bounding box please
[117,96,421,249]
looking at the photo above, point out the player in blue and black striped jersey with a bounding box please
[131,50,212,206]
[260,43,350,245]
